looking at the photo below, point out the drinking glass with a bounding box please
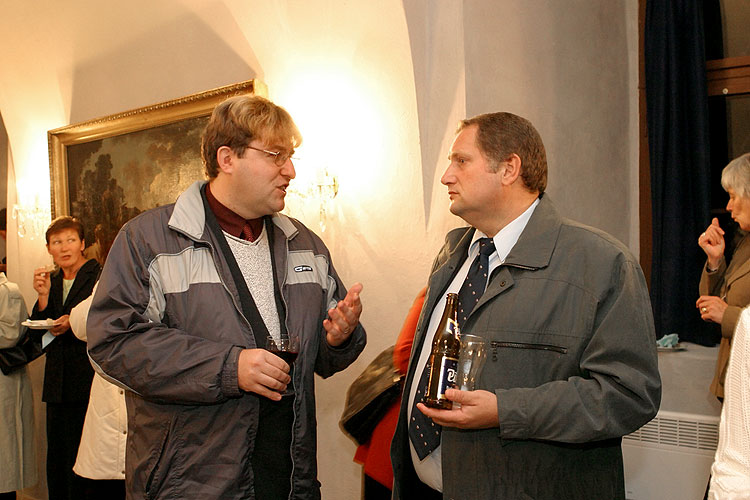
[456,334,487,391]
[265,334,300,396]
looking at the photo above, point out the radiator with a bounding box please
[622,410,720,500]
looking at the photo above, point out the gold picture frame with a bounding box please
[47,79,266,250]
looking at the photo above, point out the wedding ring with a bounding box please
[701,307,707,313]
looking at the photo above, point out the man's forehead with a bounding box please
[450,126,479,153]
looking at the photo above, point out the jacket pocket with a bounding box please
[489,341,567,361]
[144,415,177,500]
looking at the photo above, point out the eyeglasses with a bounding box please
[246,145,295,166]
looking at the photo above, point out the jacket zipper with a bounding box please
[184,227,298,497]
[280,234,296,500]
[489,341,567,361]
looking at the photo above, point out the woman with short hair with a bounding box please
[31,216,100,500]
[697,152,750,399]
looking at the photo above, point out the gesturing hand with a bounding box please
[324,282,363,346]
[237,348,291,401]
[698,218,725,269]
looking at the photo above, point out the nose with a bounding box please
[727,199,733,212]
[281,158,296,180]
[440,164,454,186]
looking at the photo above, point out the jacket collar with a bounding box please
[439,194,562,273]
[503,194,562,270]
[169,181,299,241]
[57,258,100,310]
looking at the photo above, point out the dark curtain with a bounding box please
[645,0,718,345]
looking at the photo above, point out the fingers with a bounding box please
[324,283,364,346]
[697,295,728,323]
[346,282,364,304]
[417,389,499,429]
[237,349,292,400]
[700,218,724,242]
[32,268,51,294]
[697,295,723,307]
[50,315,70,336]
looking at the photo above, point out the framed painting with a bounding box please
[47,79,266,260]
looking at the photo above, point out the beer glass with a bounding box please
[456,334,487,391]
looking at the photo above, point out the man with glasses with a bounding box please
[87,95,366,499]
[390,112,661,499]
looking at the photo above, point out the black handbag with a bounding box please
[0,327,45,375]
[340,345,403,446]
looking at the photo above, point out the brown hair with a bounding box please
[201,95,303,179]
[458,112,547,194]
[46,216,84,244]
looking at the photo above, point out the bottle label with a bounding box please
[435,356,458,400]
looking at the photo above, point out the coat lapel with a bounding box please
[473,196,562,313]
[724,235,750,290]
[62,260,97,311]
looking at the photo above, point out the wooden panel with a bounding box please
[706,56,750,96]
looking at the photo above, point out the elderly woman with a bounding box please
[697,152,750,400]
[31,216,100,500]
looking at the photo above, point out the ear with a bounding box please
[500,153,522,186]
[216,146,236,175]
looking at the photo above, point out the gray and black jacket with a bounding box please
[87,181,366,499]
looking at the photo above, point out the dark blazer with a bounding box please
[31,258,100,403]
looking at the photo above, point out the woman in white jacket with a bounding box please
[708,306,750,499]
[69,288,126,500]
[0,273,37,499]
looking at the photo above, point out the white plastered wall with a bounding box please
[0,1,638,498]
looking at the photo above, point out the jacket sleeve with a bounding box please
[496,259,662,443]
[87,228,241,405]
[69,289,95,342]
[699,257,726,296]
[0,280,27,348]
[313,259,366,379]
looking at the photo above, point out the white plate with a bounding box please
[657,343,686,352]
[22,319,55,329]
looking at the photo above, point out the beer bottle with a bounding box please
[424,293,461,409]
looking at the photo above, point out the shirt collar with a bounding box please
[469,197,540,263]
[205,182,264,241]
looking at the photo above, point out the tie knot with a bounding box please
[478,238,495,256]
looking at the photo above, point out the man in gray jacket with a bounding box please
[391,112,660,499]
[87,95,366,499]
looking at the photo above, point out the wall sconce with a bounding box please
[12,204,50,240]
[314,168,338,232]
[286,167,339,232]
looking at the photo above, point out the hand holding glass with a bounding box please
[265,335,300,396]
